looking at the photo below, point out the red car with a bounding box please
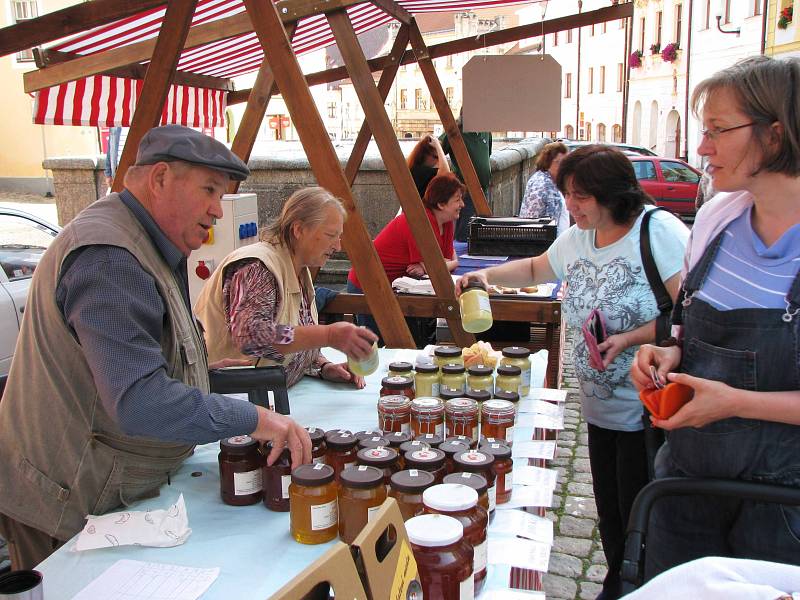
[629,156,701,219]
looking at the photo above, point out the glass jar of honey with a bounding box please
[495,364,522,397]
[445,434,472,446]
[354,429,384,442]
[389,469,436,521]
[478,441,513,505]
[307,427,327,464]
[439,439,471,475]
[492,390,520,415]
[358,435,390,450]
[384,430,412,449]
[377,395,412,434]
[289,463,338,544]
[325,431,359,482]
[423,483,489,592]
[443,472,490,514]
[380,376,415,400]
[414,432,443,449]
[439,387,463,402]
[480,399,516,445]
[218,435,264,506]
[440,364,466,394]
[388,361,414,379]
[405,514,474,599]
[414,364,440,398]
[348,340,379,377]
[404,447,447,483]
[465,388,491,423]
[445,398,479,445]
[434,346,463,369]
[356,446,399,486]
[466,364,494,395]
[452,449,497,514]
[338,465,387,544]
[398,439,427,470]
[410,397,445,437]
[459,280,493,334]
[262,445,291,512]
[500,346,531,396]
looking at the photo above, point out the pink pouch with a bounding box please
[582,308,607,371]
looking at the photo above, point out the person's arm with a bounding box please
[456,253,556,294]
[429,136,451,176]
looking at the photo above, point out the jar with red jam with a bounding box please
[452,449,497,514]
[439,387,463,402]
[478,441,513,505]
[338,465,387,543]
[480,399,516,445]
[405,514,474,599]
[414,432,443,449]
[218,435,264,506]
[389,469,435,521]
[356,446,399,487]
[465,388,491,423]
[445,398,479,445]
[410,397,445,437]
[443,471,490,514]
[325,431,359,482]
[358,435,390,450]
[440,364,466,393]
[377,395,412,434]
[439,439,471,475]
[423,483,489,593]
[307,427,327,464]
[380,376,415,400]
[262,445,291,512]
[404,447,447,483]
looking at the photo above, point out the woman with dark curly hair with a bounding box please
[457,146,689,599]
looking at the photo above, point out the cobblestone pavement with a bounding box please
[542,343,607,600]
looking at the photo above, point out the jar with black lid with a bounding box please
[495,365,522,398]
[389,469,436,521]
[358,435,390,450]
[262,444,291,512]
[434,346,463,368]
[467,364,494,395]
[388,361,414,378]
[478,441,513,505]
[325,431,359,482]
[493,389,521,415]
[354,429,384,442]
[443,471,490,513]
[218,435,264,506]
[404,447,447,483]
[338,465,387,543]
[439,387,463,402]
[452,449,497,514]
[306,427,327,464]
[290,463,338,544]
[414,432,444,448]
[380,375,415,400]
[324,428,352,441]
[356,446,400,486]
[440,364,466,394]
[384,430,412,449]
[414,363,440,398]
[465,388,491,424]
[398,438,427,470]
[500,346,531,396]
[439,439,471,474]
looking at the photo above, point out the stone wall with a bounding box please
[46,138,548,232]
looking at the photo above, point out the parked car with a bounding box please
[629,156,701,219]
[0,208,60,375]
[557,139,658,156]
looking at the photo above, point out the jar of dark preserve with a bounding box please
[358,435,390,450]
[414,432,443,448]
[439,439,471,475]
[478,441,513,505]
[452,449,497,514]
[443,471,490,513]
[307,427,327,464]
[380,375,415,400]
[397,438,427,470]
[389,469,436,521]
[356,446,400,487]
[218,435,264,506]
[405,514,474,599]
[338,465,387,544]
[262,445,291,512]
[404,447,447,483]
[325,431,359,482]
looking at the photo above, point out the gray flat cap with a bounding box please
[135,124,250,181]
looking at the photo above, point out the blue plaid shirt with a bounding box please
[55,190,258,444]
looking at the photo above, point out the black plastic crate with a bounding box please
[467,216,557,257]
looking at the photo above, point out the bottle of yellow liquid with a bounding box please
[348,341,379,377]
[459,280,493,333]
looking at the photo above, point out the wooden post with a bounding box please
[243,0,415,348]
[111,0,197,192]
[328,9,474,348]
[408,19,490,215]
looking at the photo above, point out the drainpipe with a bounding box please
[761,0,769,55]
[575,0,582,138]
[683,0,694,162]
[622,8,633,143]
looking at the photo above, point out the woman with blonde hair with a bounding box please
[195,187,377,388]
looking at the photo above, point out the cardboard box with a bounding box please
[271,542,368,600]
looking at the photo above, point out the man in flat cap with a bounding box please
[0,125,312,569]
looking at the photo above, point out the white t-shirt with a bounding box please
[547,206,690,430]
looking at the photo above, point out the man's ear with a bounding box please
[148,162,169,192]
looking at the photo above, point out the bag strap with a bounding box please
[640,208,673,315]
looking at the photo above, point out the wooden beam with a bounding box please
[243,0,414,348]
[329,9,474,349]
[0,0,167,59]
[369,0,411,25]
[408,19,489,216]
[111,0,197,192]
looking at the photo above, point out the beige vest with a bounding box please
[0,194,208,540]
[194,241,318,368]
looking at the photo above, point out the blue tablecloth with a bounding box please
[36,348,547,599]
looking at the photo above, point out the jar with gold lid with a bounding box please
[389,469,436,521]
[410,397,445,437]
[445,398,479,445]
[356,446,399,487]
[377,394,412,434]
[405,514,474,599]
[218,435,264,506]
[467,364,494,395]
[434,346,463,368]
[338,465,387,543]
[380,375,415,400]
[500,346,531,396]
[289,463,338,544]
[414,364,440,398]
[480,399,516,445]
[440,364,466,394]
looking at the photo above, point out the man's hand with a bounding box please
[326,322,377,360]
[321,361,366,389]
[251,406,312,469]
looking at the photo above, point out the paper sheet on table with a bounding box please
[71,559,218,600]
[496,485,554,509]
[488,537,551,572]
[75,494,190,551]
[516,413,565,430]
[518,398,564,416]
[513,440,556,460]
[513,465,558,489]
[458,254,509,261]
[392,275,460,295]
[489,509,554,545]
[528,387,568,403]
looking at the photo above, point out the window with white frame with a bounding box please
[11,0,38,62]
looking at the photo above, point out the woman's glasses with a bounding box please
[700,122,755,141]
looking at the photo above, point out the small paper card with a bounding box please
[516,413,565,430]
[512,440,556,460]
[496,485,554,509]
[513,466,558,489]
[488,537,551,572]
[518,399,563,416]
[490,509,554,545]
[528,388,568,403]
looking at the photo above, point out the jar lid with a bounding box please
[502,346,531,358]
[324,429,352,443]
[390,468,435,493]
[325,431,359,450]
[462,279,488,292]
[493,390,520,403]
[263,443,291,465]
[405,448,445,468]
[389,361,414,373]
[479,441,512,459]
[220,435,259,455]
[496,364,522,377]
[378,395,412,410]
[482,399,515,414]
[359,435,391,450]
[439,439,470,457]
[443,471,488,495]
[465,388,492,402]
[384,431,412,447]
[354,429,384,442]
[292,462,335,486]
[400,439,429,454]
[306,427,325,444]
[467,364,493,376]
[381,375,414,390]
[440,387,464,401]
[411,397,444,413]
[453,449,495,470]
[340,465,385,489]
[423,483,478,511]
[414,433,443,448]
[357,446,399,467]
[445,434,473,445]
[441,363,466,375]
[415,364,439,374]
[445,398,478,413]
[405,514,463,547]
[434,346,462,358]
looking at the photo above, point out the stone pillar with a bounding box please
[43,157,107,226]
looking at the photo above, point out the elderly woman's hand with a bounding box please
[326,322,378,360]
[455,270,489,297]
[321,362,367,389]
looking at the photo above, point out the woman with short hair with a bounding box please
[519,141,570,235]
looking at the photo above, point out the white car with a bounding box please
[0,208,60,376]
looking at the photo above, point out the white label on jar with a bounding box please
[488,485,496,512]
[471,425,478,443]
[281,474,291,499]
[311,499,338,530]
[367,504,382,522]
[474,539,488,572]
[505,425,515,443]
[233,469,262,495]
[505,470,513,490]
[477,295,491,312]
[521,368,531,388]
[312,456,326,465]
[459,572,475,600]
[432,382,440,397]
[344,461,357,470]
[435,422,444,436]
[401,422,411,434]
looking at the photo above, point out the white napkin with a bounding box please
[75,494,191,551]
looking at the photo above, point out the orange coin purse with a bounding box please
[639,382,694,420]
